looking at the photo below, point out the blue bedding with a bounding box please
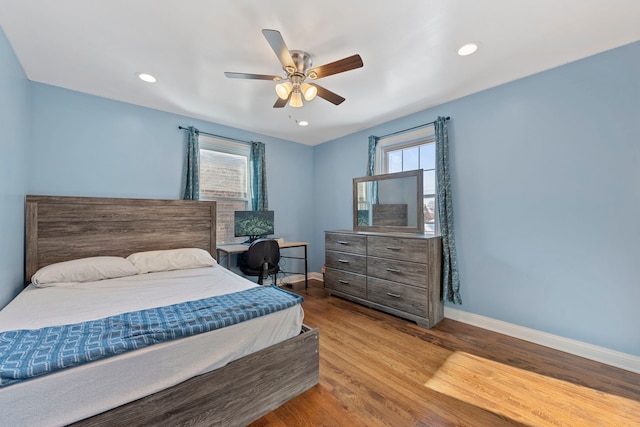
[0,285,303,388]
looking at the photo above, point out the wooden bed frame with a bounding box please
[24,195,319,427]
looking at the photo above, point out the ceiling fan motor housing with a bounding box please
[289,50,313,76]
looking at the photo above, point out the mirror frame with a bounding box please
[353,169,425,234]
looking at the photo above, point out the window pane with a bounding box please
[199,150,247,199]
[388,150,402,173]
[424,196,436,235]
[198,145,250,245]
[402,146,419,171]
[423,170,436,196]
[378,130,439,237]
[419,143,436,170]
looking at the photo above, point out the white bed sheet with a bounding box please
[0,265,304,427]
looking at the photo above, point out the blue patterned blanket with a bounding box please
[0,285,303,387]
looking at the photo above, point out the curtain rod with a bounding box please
[178,126,252,145]
[377,116,450,139]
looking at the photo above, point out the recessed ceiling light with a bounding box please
[137,72,157,83]
[288,115,309,127]
[457,43,479,56]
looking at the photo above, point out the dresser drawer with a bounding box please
[367,257,428,288]
[367,277,427,317]
[325,250,366,275]
[325,232,366,255]
[367,235,428,263]
[325,268,367,299]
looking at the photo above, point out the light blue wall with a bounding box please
[30,83,314,222]
[312,41,640,356]
[26,83,314,288]
[0,27,30,309]
[30,84,184,199]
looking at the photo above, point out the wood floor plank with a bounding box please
[426,351,640,426]
[251,280,640,426]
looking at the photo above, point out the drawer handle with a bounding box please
[386,247,402,251]
[338,280,350,285]
[386,292,401,298]
[337,241,350,245]
[386,268,402,273]
[338,259,350,264]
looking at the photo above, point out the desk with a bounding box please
[216,241,309,288]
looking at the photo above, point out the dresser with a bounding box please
[325,230,443,328]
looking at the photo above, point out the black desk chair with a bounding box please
[238,239,280,285]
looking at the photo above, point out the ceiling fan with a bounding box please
[224,29,363,108]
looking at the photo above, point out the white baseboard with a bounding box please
[445,307,640,374]
[279,272,323,285]
[308,272,323,281]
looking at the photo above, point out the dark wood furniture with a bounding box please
[24,195,319,427]
[325,230,443,328]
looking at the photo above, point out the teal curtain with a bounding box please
[367,135,379,204]
[367,135,379,176]
[182,126,200,200]
[435,117,461,304]
[251,141,268,211]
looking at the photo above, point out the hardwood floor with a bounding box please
[251,280,640,426]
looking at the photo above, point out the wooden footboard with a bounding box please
[71,325,319,427]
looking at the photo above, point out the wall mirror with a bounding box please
[353,169,424,234]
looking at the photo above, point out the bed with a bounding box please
[0,195,319,427]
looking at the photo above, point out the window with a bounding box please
[199,136,251,244]
[377,126,438,235]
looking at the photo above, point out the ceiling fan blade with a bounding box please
[273,95,289,108]
[224,72,281,81]
[262,29,295,70]
[308,54,363,79]
[312,84,346,105]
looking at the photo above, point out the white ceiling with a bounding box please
[0,0,638,146]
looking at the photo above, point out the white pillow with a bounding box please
[32,256,140,287]
[126,248,217,274]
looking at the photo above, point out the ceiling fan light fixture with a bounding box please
[289,90,303,108]
[275,81,293,99]
[301,83,317,101]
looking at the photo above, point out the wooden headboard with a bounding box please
[25,195,216,283]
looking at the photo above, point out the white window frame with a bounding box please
[375,125,439,235]
[198,135,252,243]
